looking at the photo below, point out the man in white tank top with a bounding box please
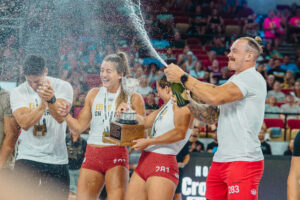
[10,55,73,200]
[165,36,266,200]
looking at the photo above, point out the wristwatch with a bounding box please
[47,95,56,104]
[180,73,189,86]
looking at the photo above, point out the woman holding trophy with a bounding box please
[57,52,145,200]
[117,75,193,200]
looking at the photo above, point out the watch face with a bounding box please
[181,74,188,83]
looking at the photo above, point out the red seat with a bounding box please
[224,19,239,26]
[174,16,189,23]
[287,119,300,130]
[277,102,285,107]
[216,55,228,62]
[196,55,209,60]
[186,37,200,45]
[193,49,207,55]
[281,89,293,95]
[157,49,167,54]
[264,118,285,129]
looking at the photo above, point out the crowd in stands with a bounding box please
[1,0,300,151]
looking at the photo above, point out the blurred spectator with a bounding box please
[291,79,300,102]
[263,10,285,44]
[189,61,205,79]
[267,59,286,83]
[177,45,198,65]
[283,70,295,89]
[207,130,218,154]
[243,14,259,37]
[137,75,153,97]
[69,69,89,94]
[160,47,177,64]
[211,36,226,55]
[266,58,275,73]
[267,80,286,102]
[147,63,163,84]
[265,95,280,118]
[188,5,207,36]
[206,9,224,36]
[280,94,300,119]
[264,43,283,59]
[236,2,254,19]
[183,51,196,73]
[133,67,144,79]
[170,31,185,49]
[83,46,101,75]
[187,123,205,153]
[266,74,275,91]
[217,67,230,85]
[74,92,87,106]
[145,92,159,110]
[208,59,221,84]
[258,128,272,155]
[288,9,300,43]
[66,130,87,196]
[280,55,299,74]
[284,139,294,156]
[256,63,266,77]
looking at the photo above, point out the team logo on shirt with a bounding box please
[95,104,113,116]
[29,103,36,110]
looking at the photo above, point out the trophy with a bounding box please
[102,76,146,146]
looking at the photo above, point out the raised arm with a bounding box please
[37,79,73,123]
[58,88,98,134]
[165,64,243,106]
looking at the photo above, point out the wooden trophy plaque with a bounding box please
[102,121,145,146]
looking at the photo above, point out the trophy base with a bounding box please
[116,119,138,125]
[103,121,145,146]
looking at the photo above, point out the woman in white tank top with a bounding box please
[117,75,193,200]
[57,52,145,200]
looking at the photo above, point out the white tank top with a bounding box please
[145,100,191,155]
[87,86,120,145]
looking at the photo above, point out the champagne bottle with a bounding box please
[171,83,190,107]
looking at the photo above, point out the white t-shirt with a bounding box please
[10,76,73,164]
[214,67,266,162]
[145,100,191,155]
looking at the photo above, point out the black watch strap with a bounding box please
[180,73,189,86]
[47,95,56,104]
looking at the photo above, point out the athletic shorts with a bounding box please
[81,145,129,174]
[134,151,179,185]
[205,160,264,200]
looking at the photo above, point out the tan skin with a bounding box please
[287,156,300,200]
[0,116,19,169]
[13,68,68,132]
[57,61,145,200]
[164,39,259,106]
[117,82,192,200]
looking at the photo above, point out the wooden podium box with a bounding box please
[102,121,146,146]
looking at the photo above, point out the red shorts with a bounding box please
[134,151,179,185]
[81,145,129,174]
[205,160,264,200]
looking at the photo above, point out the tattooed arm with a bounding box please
[187,93,219,125]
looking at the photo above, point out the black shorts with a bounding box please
[14,159,70,200]
[175,168,184,193]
